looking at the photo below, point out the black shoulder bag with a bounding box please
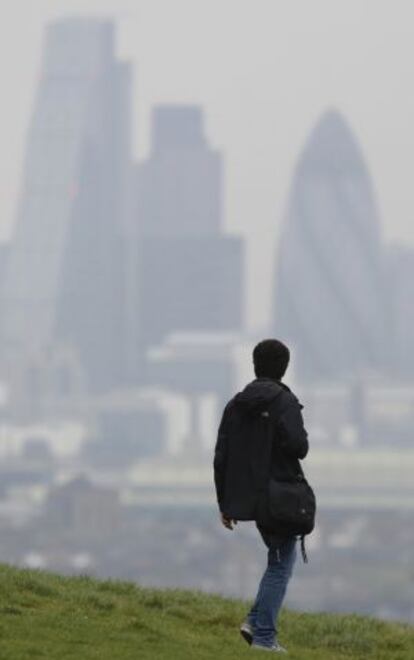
[255,404,316,563]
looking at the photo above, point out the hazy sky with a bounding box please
[1,1,413,332]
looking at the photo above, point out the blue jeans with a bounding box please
[246,526,297,648]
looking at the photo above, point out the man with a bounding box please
[213,338,309,653]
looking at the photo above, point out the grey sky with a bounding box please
[1,1,413,332]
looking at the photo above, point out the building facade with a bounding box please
[273,110,387,382]
[130,105,245,374]
[1,18,131,393]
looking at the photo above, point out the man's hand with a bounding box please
[220,512,238,530]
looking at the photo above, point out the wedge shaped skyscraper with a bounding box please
[273,110,387,382]
[1,18,131,392]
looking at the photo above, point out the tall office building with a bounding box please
[137,105,222,236]
[132,105,244,357]
[273,110,387,382]
[1,19,131,393]
[386,244,414,379]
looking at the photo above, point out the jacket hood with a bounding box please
[232,377,288,415]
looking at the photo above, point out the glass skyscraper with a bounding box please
[1,18,131,392]
[132,105,245,353]
[273,110,387,382]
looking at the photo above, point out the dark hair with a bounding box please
[253,338,290,380]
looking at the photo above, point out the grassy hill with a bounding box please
[0,562,413,659]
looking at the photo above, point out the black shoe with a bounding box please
[240,621,254,645]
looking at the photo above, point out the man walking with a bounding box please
[213,338,309,653]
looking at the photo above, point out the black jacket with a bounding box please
[213,377,309,522]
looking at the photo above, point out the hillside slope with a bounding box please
[0,562,413,659]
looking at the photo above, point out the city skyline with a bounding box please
[1,15,413,400]
[1,2,414,332]
[0,18,247,408]
[0,5,413,631]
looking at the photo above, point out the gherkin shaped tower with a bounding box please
[273,110,387,382]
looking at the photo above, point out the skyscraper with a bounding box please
[273,110,387,382]
[386,244,414,379]
[137,105,222,236]
[131,105,244,358]
[1,18,131,393]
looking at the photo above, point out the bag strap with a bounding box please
[252,396,284,496]
[260,401,311,565]
[300,535,308,563]
[257,394,294,488]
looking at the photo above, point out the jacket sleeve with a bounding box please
[275,399,309,460]
[213,403,230,512]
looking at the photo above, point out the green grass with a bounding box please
[0,562,413,659]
